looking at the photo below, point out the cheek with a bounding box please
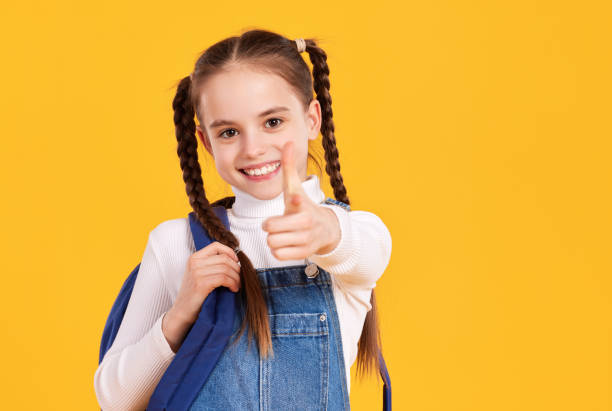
[216,150,239,170]
[296,136,310,155]
[281,126,308,147]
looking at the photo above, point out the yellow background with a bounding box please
[1,1,610,410]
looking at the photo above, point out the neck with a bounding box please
[229,174,325,218]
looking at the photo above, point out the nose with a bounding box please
[241,131,267,158]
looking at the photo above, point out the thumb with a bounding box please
[281,140,305,214]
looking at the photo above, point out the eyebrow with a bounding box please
[208,106,290,129]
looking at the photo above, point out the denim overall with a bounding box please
[100,200,389,410]
[189,263,352,410]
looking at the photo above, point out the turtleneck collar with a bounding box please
[229,174,326,218]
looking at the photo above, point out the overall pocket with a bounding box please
[261,312,330,411]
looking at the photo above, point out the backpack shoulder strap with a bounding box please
[147,205,237,411]
[187,206,228,251]
[98,262,141,364]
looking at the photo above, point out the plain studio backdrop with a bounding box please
[0,1,610,410]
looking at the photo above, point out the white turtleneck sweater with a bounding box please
[94,174,392,411]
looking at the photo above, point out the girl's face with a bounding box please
[195,65,321,200]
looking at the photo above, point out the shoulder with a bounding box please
[321,198,390,230]
[145,217,194,295]
[150,217,190,238]
[148,217,193,253]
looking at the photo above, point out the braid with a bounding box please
[173,76,235,246]
[172,75,273,358]
[211,195,236,209]
[305,39,383,380]
[304,41,350,205]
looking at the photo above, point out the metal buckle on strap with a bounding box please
[305,258,319,278]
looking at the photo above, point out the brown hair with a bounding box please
[171,28,384,381]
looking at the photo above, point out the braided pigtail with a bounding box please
[172,75,273,358]
[304,40,383,381]
[302,40,349,205]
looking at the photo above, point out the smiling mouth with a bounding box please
[239,161,282,176]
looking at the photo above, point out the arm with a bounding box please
[94,229,176,411]
[308,203,392,289]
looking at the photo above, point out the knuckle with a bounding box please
[195,278,209,293]
[304,231,313,243]
[303,213,313,227]
[211,241,223,253]
[307,214,314,226]
[223,275,234,288]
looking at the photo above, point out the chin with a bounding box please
[249,187,282,201]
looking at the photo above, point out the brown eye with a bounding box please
[265,118,283,128]
[219,128,238,138]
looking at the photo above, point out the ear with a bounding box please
[306,99,322,141]
[196,125,214,157]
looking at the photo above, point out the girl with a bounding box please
[94,29,392,410]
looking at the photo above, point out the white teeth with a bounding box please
[243,161,280,176]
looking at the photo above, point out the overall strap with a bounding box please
[147,206,238,411]
[379,351,392,411]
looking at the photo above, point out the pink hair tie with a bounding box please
[295,38,306,53]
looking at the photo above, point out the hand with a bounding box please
[262,140,341,260]
[171,241,241,323]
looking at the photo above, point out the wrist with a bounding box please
[316,206,340,255]
[162,307,193,353]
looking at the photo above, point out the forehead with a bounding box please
[197,66,301,123]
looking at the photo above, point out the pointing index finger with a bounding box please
[282,140,300,197]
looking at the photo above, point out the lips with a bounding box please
[238,160,282,180]
[239,160,280,171]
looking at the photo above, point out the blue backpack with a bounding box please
[99,200,391,410]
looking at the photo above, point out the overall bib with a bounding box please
[189,263,352,410]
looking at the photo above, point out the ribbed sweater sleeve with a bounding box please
[310,204,393,291]
[94,229,176,411]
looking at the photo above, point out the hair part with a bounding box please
[171,28,384,381]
